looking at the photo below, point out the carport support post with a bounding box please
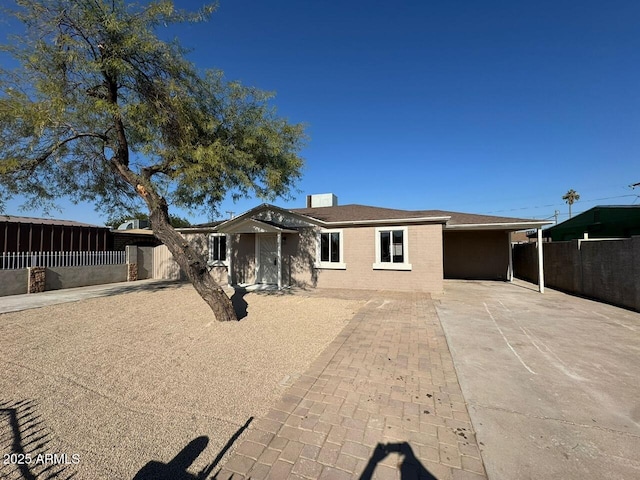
[277,232,282,289]
[507,231,513,282]
[537,228,545,293]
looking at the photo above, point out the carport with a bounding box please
[441,213,550,290]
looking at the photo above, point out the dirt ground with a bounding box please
[0,284,365,479]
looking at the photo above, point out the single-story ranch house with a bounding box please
[178,194,551,293]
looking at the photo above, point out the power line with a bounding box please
[481,194,639,215]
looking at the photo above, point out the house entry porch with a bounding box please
[217,219,298,290]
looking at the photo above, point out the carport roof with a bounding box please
[436,210,551,230]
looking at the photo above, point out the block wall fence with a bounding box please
[513,236,640,311]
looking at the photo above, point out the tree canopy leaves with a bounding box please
[562,189,580,205]
[0,0,307,320]
[105,210,191,229]
[0,0,306,218]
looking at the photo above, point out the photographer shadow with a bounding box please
[133,436,209,480]
[133,417,253,480]
[360,442,436,480]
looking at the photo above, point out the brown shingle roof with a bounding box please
[290,204,544,226]
[291,204,441,223]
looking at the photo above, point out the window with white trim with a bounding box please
[316,229,346,269]
[373,226,412,270]
[208,233,227,265]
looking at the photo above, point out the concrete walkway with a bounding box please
[216,291,487,480]
[0,279,178,313]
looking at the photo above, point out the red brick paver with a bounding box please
[216,291,487,479]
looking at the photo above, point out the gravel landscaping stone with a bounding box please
[0,283,364,479]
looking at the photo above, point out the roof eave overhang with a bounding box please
[315,216,452,227]
[177,227,217,234]
[111,229,156,235]
[445,221,552,231]
[218,218,298,234]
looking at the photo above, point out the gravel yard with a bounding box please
[0,283,364,479]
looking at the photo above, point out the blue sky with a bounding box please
[2,0,639,226]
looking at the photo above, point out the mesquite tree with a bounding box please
[0,1,305,321]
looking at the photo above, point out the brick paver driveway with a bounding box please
[217,291,487,480]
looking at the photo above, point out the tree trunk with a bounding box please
[148,197,238,322]
[102,72,236,321]
[108,154,237,320]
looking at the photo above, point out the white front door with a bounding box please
[258,235,278,284]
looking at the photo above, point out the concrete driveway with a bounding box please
[435,280,640,480]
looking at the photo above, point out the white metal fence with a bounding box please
[0,251,126,270]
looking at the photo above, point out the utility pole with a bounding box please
[554,210,559,224]
[225,210,235,219]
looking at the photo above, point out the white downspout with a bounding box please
[227,234,233,286]
[277,232,282,289]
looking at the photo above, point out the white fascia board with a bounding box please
[219,204,320,231]
[445,221,552,231]
[317,216,451,227]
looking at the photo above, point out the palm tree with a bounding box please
[562,189,581,218]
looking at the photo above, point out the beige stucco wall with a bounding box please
[182,233,208,255]
[285,224,444,293]
[137,246,155,280]
[191,223,444,293]
[45,264,127,290]
[230,234,256,285]
[282,229,318,288]
[156,233,228,285]
[443,230,509,280]
[0,269,28,296]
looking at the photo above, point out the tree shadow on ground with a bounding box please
[230,287,249,320]
[43,279,186,301]
[360,442,436,480]
[0,399,75,480]
[133,417,253,480]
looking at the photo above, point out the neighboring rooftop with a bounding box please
[542,205,640,241]
[0,214,106,229]
[179,220,225,233]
